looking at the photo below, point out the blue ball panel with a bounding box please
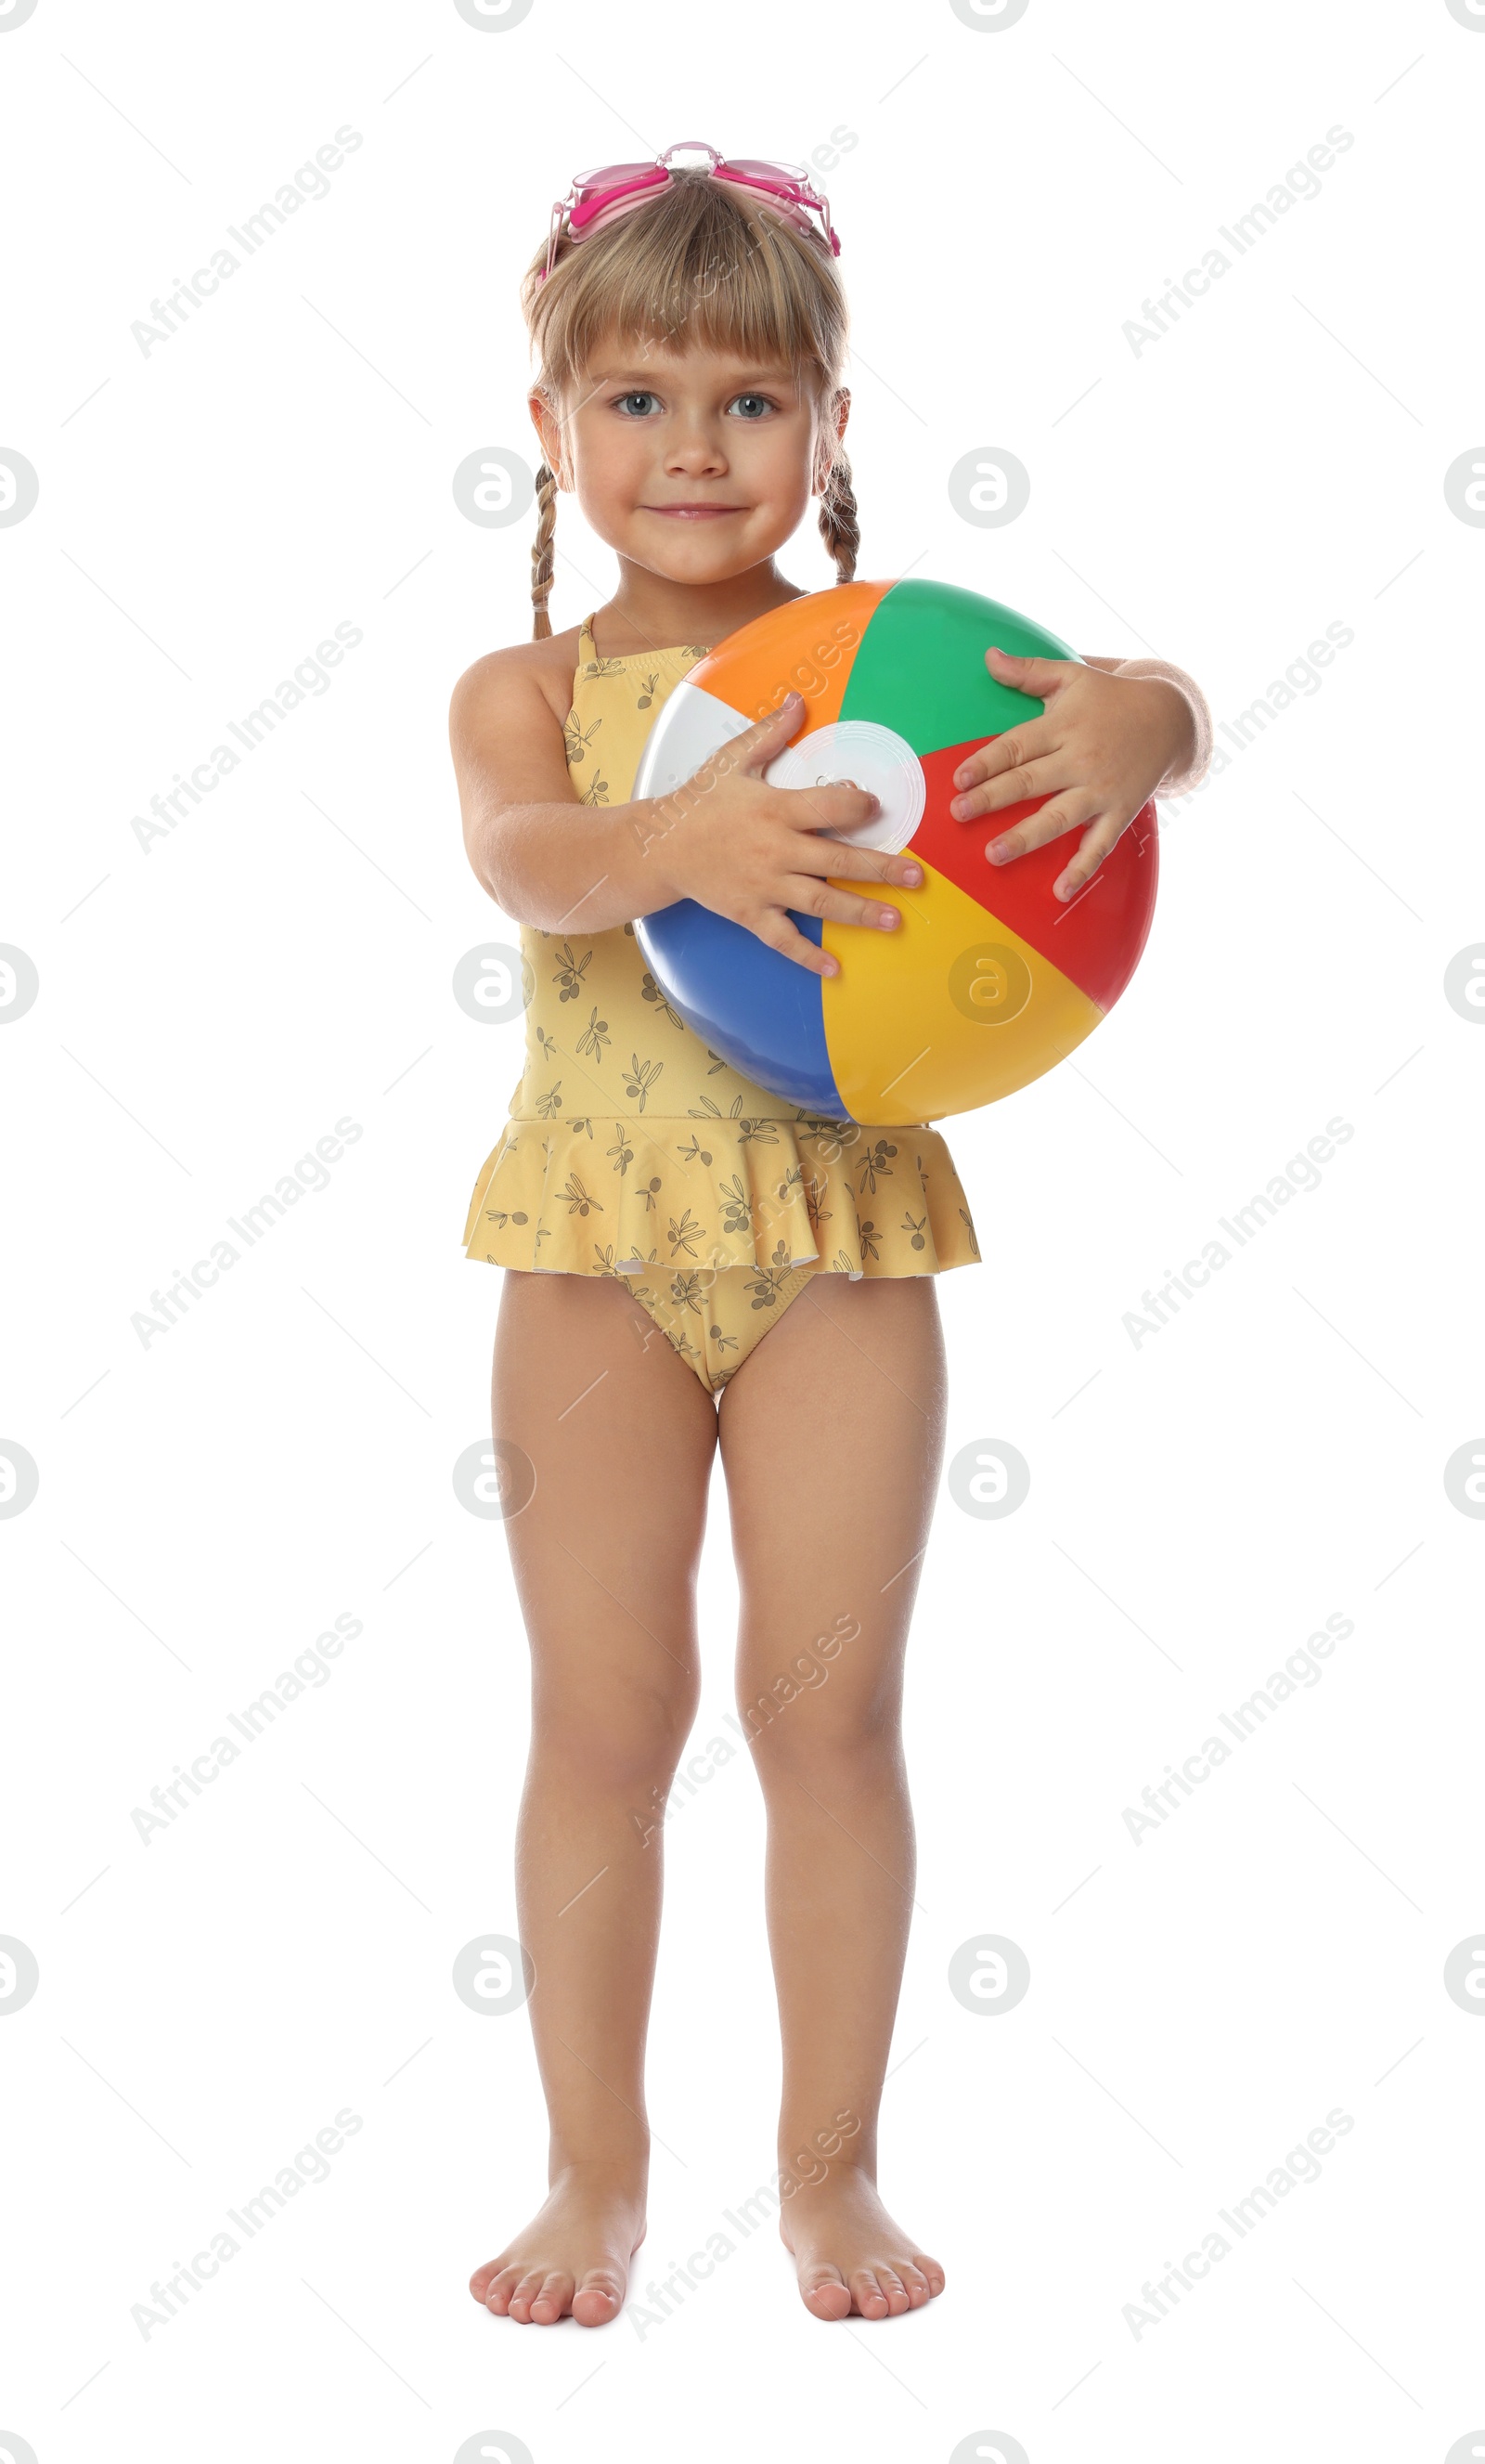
[635,901,846,1115]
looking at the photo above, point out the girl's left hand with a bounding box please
[949,647,1196,902]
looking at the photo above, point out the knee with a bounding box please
[737,1678,901,1786]
[533,1676,700,1793]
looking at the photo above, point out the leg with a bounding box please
[717,1271,949,2321]
[469,1267,718,2326]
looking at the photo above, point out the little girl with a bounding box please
[450,142,1212,2331]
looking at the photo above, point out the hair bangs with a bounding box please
[523,172,847,406]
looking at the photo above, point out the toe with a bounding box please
[800,2264,851,2321]
[470,2258,506,2301]
[897,2260,931,2308]
[507,2269,547,2323]
[849,2267,890,2319]
[875,2266,911,2316]
[482,2266,522,2316]
[573,2268,625,2327]
[912,2251,946,2297]
[529,2270,574,2325]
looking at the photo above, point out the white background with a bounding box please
[2,2,1482,2458]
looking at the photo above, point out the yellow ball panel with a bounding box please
[820,860,1105,1123]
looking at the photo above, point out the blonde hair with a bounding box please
[521,170,857,640]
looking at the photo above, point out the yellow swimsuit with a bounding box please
[460,611,982,1394]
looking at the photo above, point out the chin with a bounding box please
[640,543,755,585]
[649,525,784,577]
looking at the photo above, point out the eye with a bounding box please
[728,392,777,420]
[613,390,661,417]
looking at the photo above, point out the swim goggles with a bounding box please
[539,139,842,282]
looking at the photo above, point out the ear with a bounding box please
[528,390,565,486]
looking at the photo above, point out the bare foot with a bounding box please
[470,2163,647,2328]
[779,2169,946,2321]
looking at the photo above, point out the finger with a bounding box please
[986,788,1100,868]
[778,875,910,936]
[984,644,1076,704]
[681,696,807,800]
[952,753,1068,822]
[786,837,923,889]
[1052,809,1135,901]
[753,910,846,979]
[770,779,882,836]
[732,690,807,772]
[951,716,1057,793]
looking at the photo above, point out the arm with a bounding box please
[450,646,676,935]
[449,654,920,976]
[1084,655,1214,799]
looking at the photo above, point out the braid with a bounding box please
[818,447,859,587]
[530,460,557,641]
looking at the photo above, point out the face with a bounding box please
[532,333,846,585]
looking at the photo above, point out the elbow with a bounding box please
[460,810,494,901]
[462,806,547,927]
[461,804,512,913]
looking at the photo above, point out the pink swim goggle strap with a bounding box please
[538,139,842,282]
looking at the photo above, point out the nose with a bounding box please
[664,419,729,477]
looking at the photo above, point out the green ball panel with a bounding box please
[839,577,1079,754]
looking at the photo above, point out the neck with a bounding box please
[600,556,809,653]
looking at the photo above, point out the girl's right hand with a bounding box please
[644,692,922,979]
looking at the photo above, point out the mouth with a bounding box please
[640,504,746,520]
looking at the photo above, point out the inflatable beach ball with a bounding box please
[632,578,1158,1125]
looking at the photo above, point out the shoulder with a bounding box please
[448,626,585,741]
